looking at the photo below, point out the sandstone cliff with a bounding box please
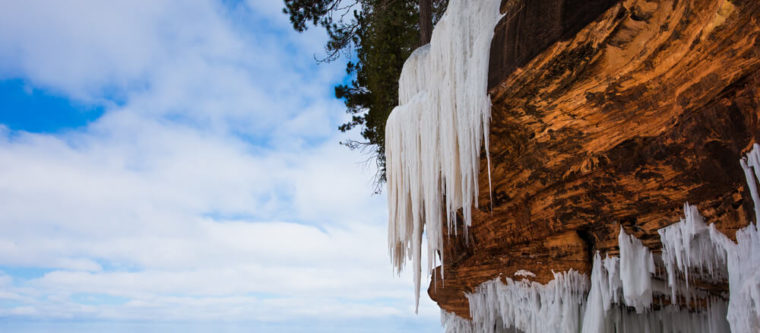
[429,0,760,319]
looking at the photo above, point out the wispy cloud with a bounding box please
[0,0,439,330]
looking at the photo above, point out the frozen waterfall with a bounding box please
[385,0,503,310]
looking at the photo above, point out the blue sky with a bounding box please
[0,0,439,331]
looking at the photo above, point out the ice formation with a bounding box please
[579,244,730,333]
[655,145,760,332]
[513,270,536,278]
[385,0,503,309]
[741,143,760,220]
[617,227,655,312]
[592,300,730,333]
[722,220,760,332]
[728,143,760,331]
[467,271,589,333]
[658,203,728,301]
[383,0,760,326]
[454,229,730,333]
[441,310,476,333]
[581,254,619,333]
[444,146,760,332]
[657,204,759,332]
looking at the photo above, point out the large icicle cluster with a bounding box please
[385,0,503,308]
[583,229,660,333]
[579,229,724,333]
[727,144,760,331]
[655,144,760,332]
[723,220,760,331]
[581,240,729,333]
[385,0,760,325]
[444,145,760,332]
[582,146,760,332]
[657,204,758,332]
[454,229,730,333]
[658,203,728,301]
[466,271,589,333]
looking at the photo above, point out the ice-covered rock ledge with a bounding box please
[416,0,760,321]
[384,0,760,329]
[442,145,760,333]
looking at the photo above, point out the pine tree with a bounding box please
[283,0,446,190]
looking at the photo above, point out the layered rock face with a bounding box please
[429,0,760,319]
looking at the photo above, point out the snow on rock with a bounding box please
[514,270,536,278]
[385,0,503,309]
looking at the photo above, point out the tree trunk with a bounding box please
[419,0,432,45]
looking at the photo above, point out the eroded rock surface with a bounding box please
[430,0,760,318]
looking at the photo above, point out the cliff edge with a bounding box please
[429,0,760,320]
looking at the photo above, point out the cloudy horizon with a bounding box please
[0,0,439,331]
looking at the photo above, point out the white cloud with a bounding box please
[0,0,440,330]
[0,0,344,135]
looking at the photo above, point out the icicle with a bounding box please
[581,254,610,333]
[652,146,760,332]
[408,1,760,325]
[441,310,476,333]
[579,250,730,333]
[722,222,760,332]
[741,162,760,222]
[449,184,759,332]
[658,203,728,302]
[455,258,728,333]
[719,145,760,332]
[743,143,760,221]
[385,0,504,310]
[602,299,730,333]
[466,271,589,333]
[659,215,759,333]
[618,227,655,312]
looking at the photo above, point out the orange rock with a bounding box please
[429,0,760,319]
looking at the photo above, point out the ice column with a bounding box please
[386,0,503,309]
[618,228,655,312]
